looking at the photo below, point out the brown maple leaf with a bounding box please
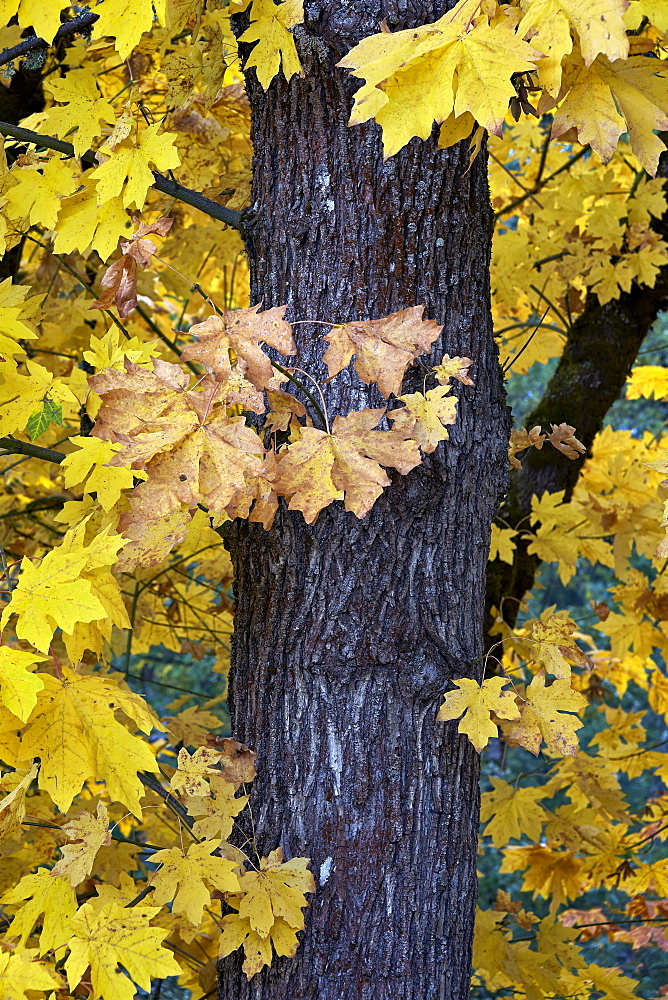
[322,306,442,398]
[273,407,421,523]
[548,422,586,460]
[91,358,268,531]
[90,217,173,318]
[181,304,296,389]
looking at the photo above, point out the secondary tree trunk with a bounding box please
[219,4,509,998]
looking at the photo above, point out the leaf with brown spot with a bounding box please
[503,674,588,756]
[391,386,458,453]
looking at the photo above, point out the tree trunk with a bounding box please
[219,4,508,998]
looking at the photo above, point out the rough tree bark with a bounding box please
[219,3,509,998]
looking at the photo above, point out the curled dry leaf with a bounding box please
[548,422,586,459]
[264,389,306,432]
[181,304,296,389]
[206,735,258,789]
[322,305,442,398]
[508,425,546,469]
[90,217,173,318]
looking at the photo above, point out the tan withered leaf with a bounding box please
[181,305,296,389]
[508,425,546,469]
[90,218,172,318]
[273,407,422,524]
[206,735,257,789]
[391,386,458,454]
[322,306,442,398]
[91,358,266,521]
[548,422,586,460]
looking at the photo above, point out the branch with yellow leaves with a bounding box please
[0,435,64,464]
[486,155,668,637]
[0,10,99,69]
[0,121,244,232]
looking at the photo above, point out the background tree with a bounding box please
[0,4,667,1000]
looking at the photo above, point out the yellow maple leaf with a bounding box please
[1,525,127,654]
[19,667,160,814]
[0,359,51,437]
[626,364,668,400]
[489,523,517,564]
[0,277,38,357]
[1,545,106,654]
[392,385,458,453]
[0,646,45,722]
[0,949,61,999]
[480,777,548,847]
[500,844,584,911]
[83,328,160,371]
[519,0,628,95]
[239,0,304,90]
[504,674,588,756]
[0,762,38,842]
[219,911,299,979]
[531,614,589,678]
[53,178,132,261]
[5,157,78,231]
[51,801,112,887]
[625,0,668,33]
[61,436,141,512]
[42,67,117,156]
[65,901,181,1000]
[273,408,422,523]
[150,839,240,924]
[91,125,181,210]
[92,0,160,59]
[1,867,77,954]
[166,705,225,747]
[340,1,541,155]
[171,746,222,795]
[236,847,315,938]
[322,306,442,398]
[0,0,63,44]
[437,676,521,751]
[187,774,248,840]
[551,49,668,175]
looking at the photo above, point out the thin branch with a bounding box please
[138,771,198,839]
[0,121,244,232]
[0,10,99,68]
[0,436,65,464]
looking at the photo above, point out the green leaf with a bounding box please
[27,397,64,441]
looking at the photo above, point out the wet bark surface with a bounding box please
[219,4,509,998]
